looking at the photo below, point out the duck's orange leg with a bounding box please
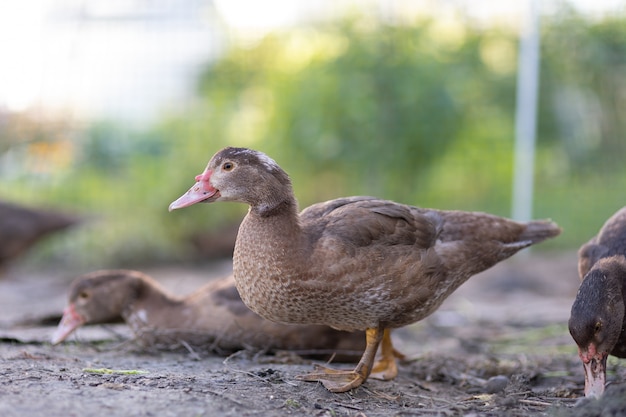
[296,327,383,393]
[370,329,405,380]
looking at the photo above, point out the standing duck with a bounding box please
[569,207,626,398]
[52,269,365,355]
[169,147,561,392]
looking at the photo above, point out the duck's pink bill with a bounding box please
[583,356,606,398]
[51,304,85,345]
[169,169,219,211]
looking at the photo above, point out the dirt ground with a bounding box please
[1,252,626,417]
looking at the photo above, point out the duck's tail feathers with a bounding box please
[518,220,561,244]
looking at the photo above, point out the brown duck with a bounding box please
[569,207,626,398]
[0,200,78,271]
[169,147,561,392]
[52,269,365,356]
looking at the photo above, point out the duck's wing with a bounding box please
[300,197,441,251]
[579,207,626,280]
[596,207,626,257]
[299,196,377,220]
[578,238,606,280]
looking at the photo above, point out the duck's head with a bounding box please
[168,147,293,215]
[51,270,145,344]
[568,258,626,398]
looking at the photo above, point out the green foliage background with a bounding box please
[1,10,625,268]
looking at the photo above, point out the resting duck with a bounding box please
[0,200,78,270]
[52,269,365,356]
[169,147,561,392]
[569,207,626,398]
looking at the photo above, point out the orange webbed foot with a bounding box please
[369,329,404,381]
[297,327,384,392]
[296,364,367,393]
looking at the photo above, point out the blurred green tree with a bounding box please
[3,11,626,266]
[540,12,626,173]
[197,18,519,206]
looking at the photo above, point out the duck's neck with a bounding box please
[232,198,308,317]
[249,183,298,217]
[238,199,304,258]
[121,278,187,331]
[594,255,626,292]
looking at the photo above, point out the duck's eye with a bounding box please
[78,291,90,300]
[222,162,234,171]
[594,321,602,333]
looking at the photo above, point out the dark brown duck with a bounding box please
[569,206,626,398]
[169,146,561,392]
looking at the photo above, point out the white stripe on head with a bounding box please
[230,148,280,172]
[256,152,280,172]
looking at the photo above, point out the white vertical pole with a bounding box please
[512,0,541,222]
